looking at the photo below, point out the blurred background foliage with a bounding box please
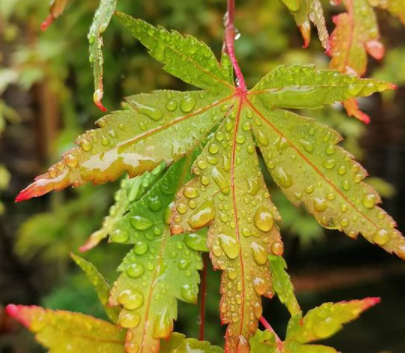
[1,0,405,352]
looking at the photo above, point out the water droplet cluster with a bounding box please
[108,160,203,353]
[251,101,403,256]
[170,104,284,351]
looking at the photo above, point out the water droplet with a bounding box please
[253,206,274,232]
[183,186,199,199]
[118,290,144,310]
[362,194,376,209]
[65,154,78,168]
[165,100,177,111]
[253,276,266,295]
[218,234,240,259]
[176,203,187,214]
[126,263,145,278]
[80,139,92,151]
[188,200,215,229]
[256,130,269,146]
[119,312,141,328]
[305,185,314,194]
[247,176,260,195]
[110,229,129,243]
[299,139,314,153]
[323,159,335,170]
[134,241,149,255]
[251,242,268,265]
[338,165,347,175]
[178,259,190,270]
[209,143,219,154]
[181,284,197,303]
[131,216,153,230]
[138,106,163,121]
[342,180,351,191]
[373,229,389,245]
[313,198,327,212]
[275,166,293,188]
[325,144,335,155]
[180,95,196,112]
[227,267,237,280]
[271,242,284,256]
[212,167,230,194]
[184,232,208,252]
[153,309,172,338]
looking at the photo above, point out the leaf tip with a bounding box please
[15,188,33,202]
[41,15,54,31]
[363,297,381,310]
[94,88,107,112]
[5,305,31,328]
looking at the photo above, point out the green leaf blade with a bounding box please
[88,0,118,111]
[115,12,235,93]
[287,298,380,343]
[251,65,394,109]
[17,90,232,201]
[249,99,405,260]
[171,103,284,352]
[71,254,120,323]
[108,158,203,353]
[269,255,301,316]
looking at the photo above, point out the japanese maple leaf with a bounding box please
[329,0,386,123]
[107,157,206,353]
[17,12,404,353]
[280,0,330,50]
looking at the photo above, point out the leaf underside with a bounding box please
[17,13,405,353]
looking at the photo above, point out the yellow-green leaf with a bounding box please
[71,254,120,323]
[269,255,301,316]
[6,305,125,353]
[109,158,204,353]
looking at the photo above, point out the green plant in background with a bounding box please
[4,0,405,353]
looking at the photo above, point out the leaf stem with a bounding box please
[259,316,282,346]
[224,0,247,92]
[199,253,208,341]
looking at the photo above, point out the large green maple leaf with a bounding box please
[17,12,404,353]
[108,157,205,353]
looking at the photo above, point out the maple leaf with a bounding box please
[250,297,380,353]
[280,0,330,50]
[108,157,205,353]
[41,0,71,31]
[161,332,224,353]
[5,305,224,353]
[17,13,403,353]
[368,0,405,25]
[5,305,125,353]
[71,253,120,323]
[89,0,118,111]
[329,0,385,123]
[268,255,300,317]
[80,162,167,251]
[41,0,117,111]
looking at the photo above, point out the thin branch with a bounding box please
[224,0,247,91]
[199,253,208,341]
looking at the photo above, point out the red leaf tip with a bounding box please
[15,188,33,203]
[5,304,19,318]
[94,89,108,112]
[363,297,381,309]
[41,15,54,31]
